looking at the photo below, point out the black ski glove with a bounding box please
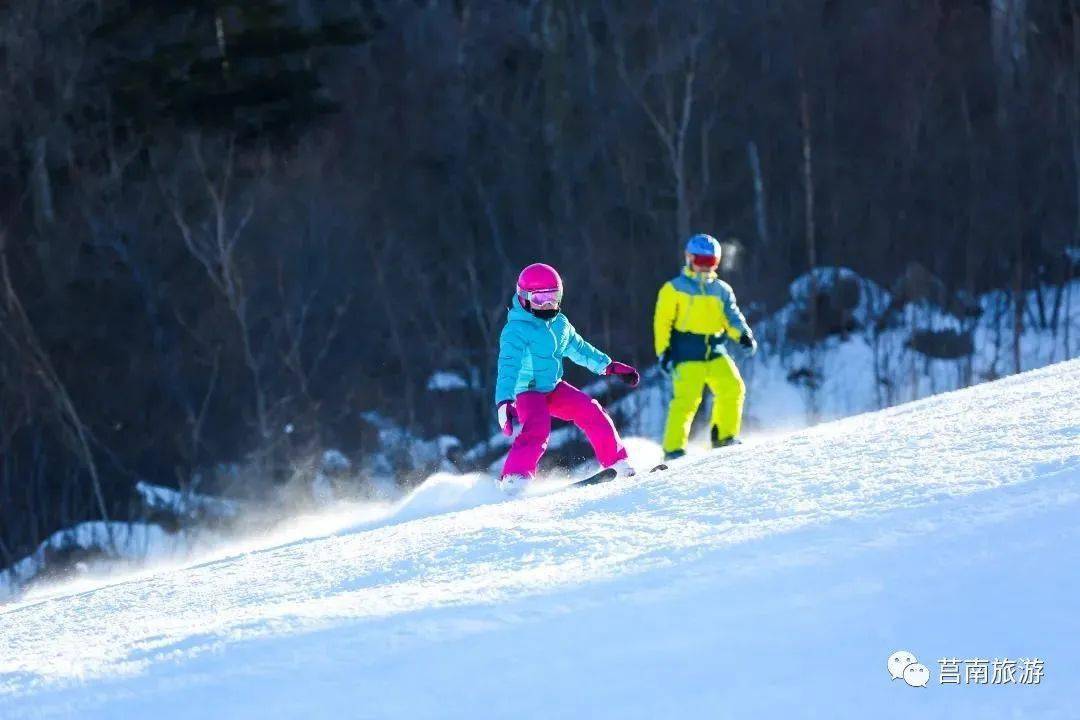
[658,349,674,375]
[739,332,757,355]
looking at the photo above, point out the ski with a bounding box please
[571,467,617,487]
[570,463,668,488]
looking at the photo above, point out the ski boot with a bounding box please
[497,474,528,495]
[609,458,638,478]
[711,427,742,449]
[663,449,686,461]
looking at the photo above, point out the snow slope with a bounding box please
[2,360,1079,719]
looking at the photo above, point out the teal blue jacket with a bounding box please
[494,299,611,405]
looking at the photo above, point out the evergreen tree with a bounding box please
[93,0,382,143]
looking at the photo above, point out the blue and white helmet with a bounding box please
[686,234,721,267]
[685,233,722,257]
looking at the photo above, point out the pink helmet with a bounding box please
[516,263,563,310]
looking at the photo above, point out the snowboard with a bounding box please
[570,463,669,488]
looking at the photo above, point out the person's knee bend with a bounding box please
[670,392,701,413]
[717,372,745,401]
[520,433,549,456]
[671,382,700,404]
[518,418,551,444]
[578,398,609,424]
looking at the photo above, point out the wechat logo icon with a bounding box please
[889,650,930,688]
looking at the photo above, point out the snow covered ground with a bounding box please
[1,360,1078,719]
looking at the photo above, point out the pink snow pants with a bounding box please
[501,381,628,478]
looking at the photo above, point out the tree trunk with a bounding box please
[799,67,818,351]
[1072,1,1080,246]
[1013,247,1024,373]
[800,81,816,272]
[747,140,770,250]
[30,137,55,227]
[991,0,1028,127]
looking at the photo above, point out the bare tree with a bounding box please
[608,2,713,249]
[0,229,109,523]
[153,135,267,440]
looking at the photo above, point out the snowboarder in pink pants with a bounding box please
[494,263,640,492]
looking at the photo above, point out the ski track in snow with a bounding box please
[1,360,1078,719]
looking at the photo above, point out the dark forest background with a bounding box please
[1,0,1078,569]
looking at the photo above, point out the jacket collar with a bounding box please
[683,266,718,282]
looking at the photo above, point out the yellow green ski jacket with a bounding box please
[653,268,751,364]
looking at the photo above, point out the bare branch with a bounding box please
[0,228,109,523]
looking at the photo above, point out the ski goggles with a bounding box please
[689,253,719,268]
[519,287,563,309]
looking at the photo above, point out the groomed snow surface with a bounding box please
[2,360,1079,719]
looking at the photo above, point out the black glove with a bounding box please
[658,350,674,375]
[739,332,757,355]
